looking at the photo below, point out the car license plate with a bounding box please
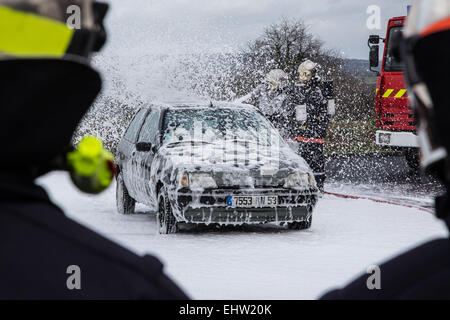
[227,195,278,208]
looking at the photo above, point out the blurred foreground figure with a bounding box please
[322,0,450,299]
[0,0,187,299]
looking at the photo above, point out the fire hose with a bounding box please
[286,138,433,214]
[286,137,325,144]
[324,191,434,215]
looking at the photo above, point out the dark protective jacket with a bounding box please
[321,238,450,299]
[321,198,450,299]
[291,77,331,141]
[290,79,330,189]
[0,171,188,299]
[0,59,188,299]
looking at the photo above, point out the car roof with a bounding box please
[142,100,257,112]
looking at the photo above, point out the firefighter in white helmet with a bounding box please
[292,59,335,192]
[322,0,450,299]
[240,69,294,138]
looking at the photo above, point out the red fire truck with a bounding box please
[368,13,419,169]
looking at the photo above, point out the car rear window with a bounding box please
[124,109,147,142]
[138,110,161,144]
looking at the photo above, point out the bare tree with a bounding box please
[242,18,341,80]
[235,18,374,122]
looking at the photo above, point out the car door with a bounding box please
[117,108,148,199]
[134,109,161,203]
[134,109,162,202]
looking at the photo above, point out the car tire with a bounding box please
[157,189,179,234]
[288,215,312,230]
[116,173,136,215]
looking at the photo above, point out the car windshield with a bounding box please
[162,108,281,146]
[384,26,404,72]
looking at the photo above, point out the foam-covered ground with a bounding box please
[38,172,448,299]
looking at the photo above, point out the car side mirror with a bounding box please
[136,142,152,152]
[369,45,379,68]
[368,35,380,45]
[368,35,381,75]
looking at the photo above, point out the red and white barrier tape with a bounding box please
[286,137,325,144]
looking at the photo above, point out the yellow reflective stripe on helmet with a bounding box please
[394,89,407,98]
[0,5,73,58]
[382,89,394,98]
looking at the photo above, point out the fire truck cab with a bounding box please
[368,15,420,169]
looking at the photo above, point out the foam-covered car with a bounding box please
[115,101,318,234]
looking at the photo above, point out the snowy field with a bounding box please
[37,171,448,300]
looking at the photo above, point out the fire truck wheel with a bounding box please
[405,148,420,171]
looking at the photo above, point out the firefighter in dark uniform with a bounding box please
[293,60,335,192]
[0,0,187,299]
[321,0,450,299]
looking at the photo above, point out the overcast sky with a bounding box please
[105,0,411,59]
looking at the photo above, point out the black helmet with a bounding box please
[0,0,109,176]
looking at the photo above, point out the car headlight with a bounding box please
[180,172,218,190]
[283,172,313,189]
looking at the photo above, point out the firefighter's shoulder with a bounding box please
[0,183,188,299]
[321,238,450,299]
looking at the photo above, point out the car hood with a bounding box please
[153,141,312,188]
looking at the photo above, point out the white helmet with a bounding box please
[265,69,289,90]
[298,60,318,83]
[404,0,450,38]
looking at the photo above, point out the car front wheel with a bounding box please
[116,173,136,215]
[157,189,178,234]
